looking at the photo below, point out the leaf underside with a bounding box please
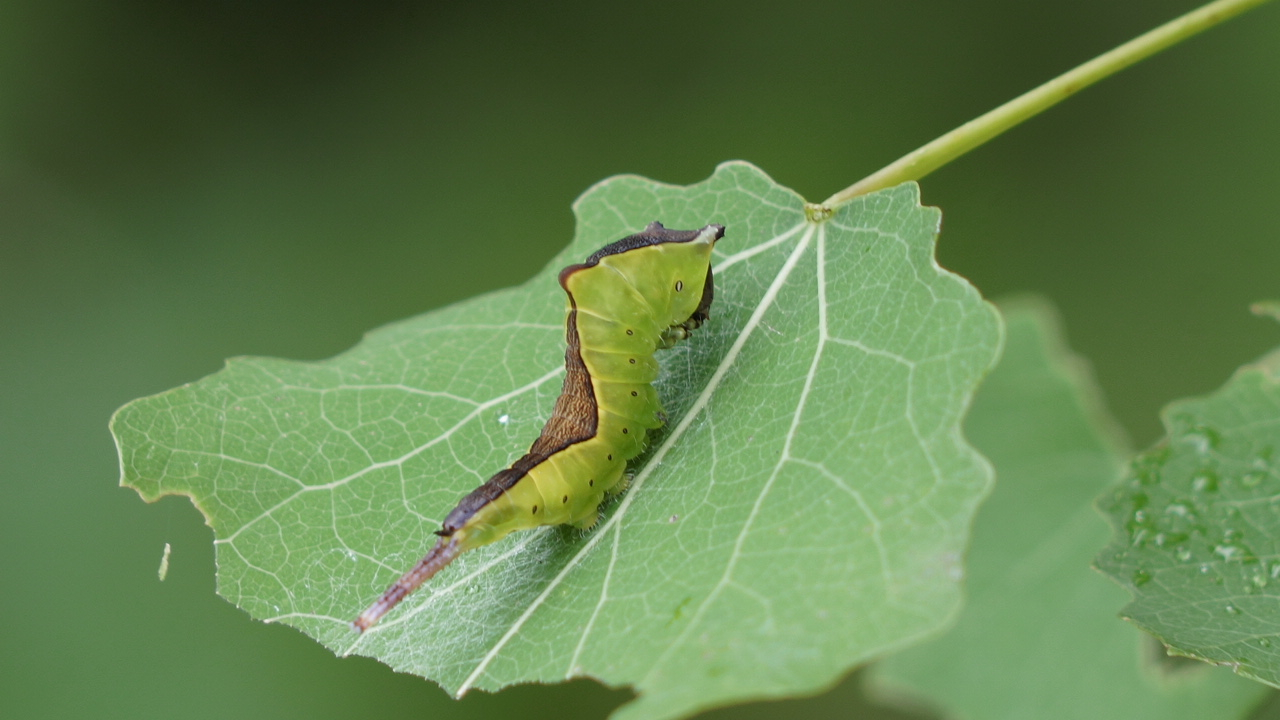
[1097,328,1280,689]
[874,298,1267,720]
[112,162,1001,720]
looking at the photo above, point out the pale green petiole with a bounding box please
[824,0,1274,206]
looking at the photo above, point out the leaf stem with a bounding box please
[824,0,1274,206]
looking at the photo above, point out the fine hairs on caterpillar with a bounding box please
[353,221,725,633]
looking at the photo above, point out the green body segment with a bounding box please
[453,226,720,550]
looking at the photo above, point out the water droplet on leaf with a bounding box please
[1214,544,1244,562]
[1192,471,1219,493]
[1182,425,1222,453]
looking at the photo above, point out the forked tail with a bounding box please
[351,535,463,633]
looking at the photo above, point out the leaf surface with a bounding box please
[874,298,1267,719]
[1097,309,1280,689]
[112,162,1001,720]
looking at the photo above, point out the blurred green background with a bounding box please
[3,1,1278,718]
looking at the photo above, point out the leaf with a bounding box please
[873,298,1268,719]
[1096,310,1280,688]
[111,162,1001,720]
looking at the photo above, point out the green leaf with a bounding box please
[111,162,1001,720]
[873,298,1267,719]
[1096,311,1280,688]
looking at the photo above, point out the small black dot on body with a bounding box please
[589,479,595,486]
[675,280,684,292]
[631,391,638,396]
[532,505,538,514]
[626,329,633,335]
[607,454,613,461]
[562,495,569,503]
[629,358,636,364]
[622,428,629,434]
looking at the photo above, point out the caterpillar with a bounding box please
[353,221,725,632]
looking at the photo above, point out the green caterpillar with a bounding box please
[353,221,725,632]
